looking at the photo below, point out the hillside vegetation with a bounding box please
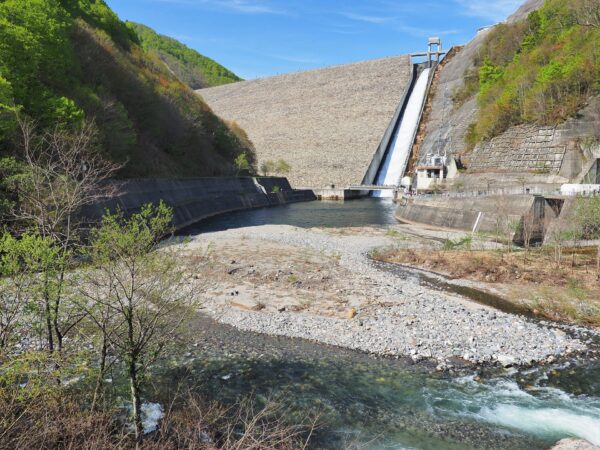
[0,0,254,178]
[129,22,242,89]
[453,0,600,147]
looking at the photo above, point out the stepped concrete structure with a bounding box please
[198,55,411,188]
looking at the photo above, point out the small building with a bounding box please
[414,154,458,192]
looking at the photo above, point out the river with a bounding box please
[171,198,600,449]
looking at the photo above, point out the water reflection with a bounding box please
[178,198,398,234]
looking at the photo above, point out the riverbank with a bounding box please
[174,224,593,368]
[374,245,600,326]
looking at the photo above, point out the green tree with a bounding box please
[478,57,504,93]
[86,202,195,442]
[0,0,255,183]
[0,233,36,349]
[275,159,292,175]
[128,21,241,88]
[458,0,600,145]
[0,231,67,352]
[0,75,17,138]
[234,151,251,175]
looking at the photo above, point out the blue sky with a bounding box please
[105,0,524,79]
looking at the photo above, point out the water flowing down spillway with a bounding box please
[374,68,431,198]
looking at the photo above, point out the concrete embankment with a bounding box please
[395,195,549,238]
[84,177,315,230]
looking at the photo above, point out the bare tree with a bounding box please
[574,0,600,28]
[547,218,578,269]
[493,195,516,252]
[516,176,528,194]
[6,117,121,353]
[12,117,121,245]
[521,211,537,257]
[260,160,276,176]
[85,202,196,443]
[75,283,117,412]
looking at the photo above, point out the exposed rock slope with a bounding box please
[417,0,600,183]
[418,0,544,168]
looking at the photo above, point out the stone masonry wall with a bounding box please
[418,0,600,184]
[467,125,566,173]
[198,55,411,188]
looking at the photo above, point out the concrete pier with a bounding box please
[311,188,369,201]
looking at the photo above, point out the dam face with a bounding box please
[198,55,411,188]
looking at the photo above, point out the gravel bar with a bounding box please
[190,225,586,367]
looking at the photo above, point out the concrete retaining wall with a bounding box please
[395,195,545,241]
[83,177,315,231]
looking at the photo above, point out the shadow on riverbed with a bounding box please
[142,315,600,450]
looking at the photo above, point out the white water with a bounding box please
[430,376,600,446]
[374,68,431,198]
[479,405,600,445]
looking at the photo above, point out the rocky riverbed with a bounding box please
[175,224,589,368]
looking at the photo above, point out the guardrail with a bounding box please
[411,186,556,199]
[411,185,600,199]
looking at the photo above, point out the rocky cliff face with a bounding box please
[417,0,600,184]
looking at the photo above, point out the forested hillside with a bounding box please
[0,0,254,178]
[453,0,600,147]
[129,22,242,89]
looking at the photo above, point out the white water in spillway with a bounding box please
[374,68,431,198]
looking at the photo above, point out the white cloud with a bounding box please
[340,12,396,25]
[397,24,461,38]
[153,0,285,15]
[455,0,523,22]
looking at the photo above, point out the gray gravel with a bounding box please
[193,225,587,367]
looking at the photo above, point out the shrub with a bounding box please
[455,0,600,146]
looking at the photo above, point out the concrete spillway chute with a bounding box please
[364,38,447,197]
[373,66,431,197]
